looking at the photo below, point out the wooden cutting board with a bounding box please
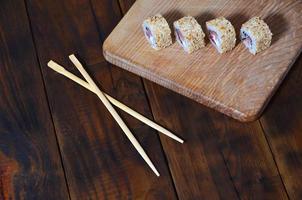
[103,0,302,122]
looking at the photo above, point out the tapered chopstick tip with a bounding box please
[154,169,160,177]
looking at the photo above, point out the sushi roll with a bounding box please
[173,16,205,53]
[206,17,236,53]
[142,14,172,50]
[240,17,272,54]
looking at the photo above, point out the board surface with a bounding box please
[103,0,302,121]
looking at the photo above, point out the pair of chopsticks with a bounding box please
[47,54,183,176]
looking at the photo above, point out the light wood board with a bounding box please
[103,0,302,122]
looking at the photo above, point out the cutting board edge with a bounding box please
[103,43,266,122]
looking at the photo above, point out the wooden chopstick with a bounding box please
[67,54,159,176]
[47,60,184,143]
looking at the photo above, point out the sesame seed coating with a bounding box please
[206,17,236,53]
[142,14,172,50]
[173,16,205,53]
[241,17,272,54]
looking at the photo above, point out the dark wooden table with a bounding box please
[0,0,301,199]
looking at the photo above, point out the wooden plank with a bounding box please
[0,0,69,199]
[260,55,302,199]
[103,0,302,121]
[26,0,177,199]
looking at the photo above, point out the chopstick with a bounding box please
[47,61,184,143]
[64,54,159,176]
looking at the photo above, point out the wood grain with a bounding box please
[26,0,103,66]
[118,0,136,15]
[103,0,302,121]
[26,0,177,199]
[145,82,239,199]
[144,80,288,199]
[260,54,302,199]
[1,0,300,198]
[0,0,69,199]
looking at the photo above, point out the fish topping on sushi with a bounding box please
[142,14,172,50]
[206,17,236,53]
[173,16,205,53]
[240,17,272,55]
